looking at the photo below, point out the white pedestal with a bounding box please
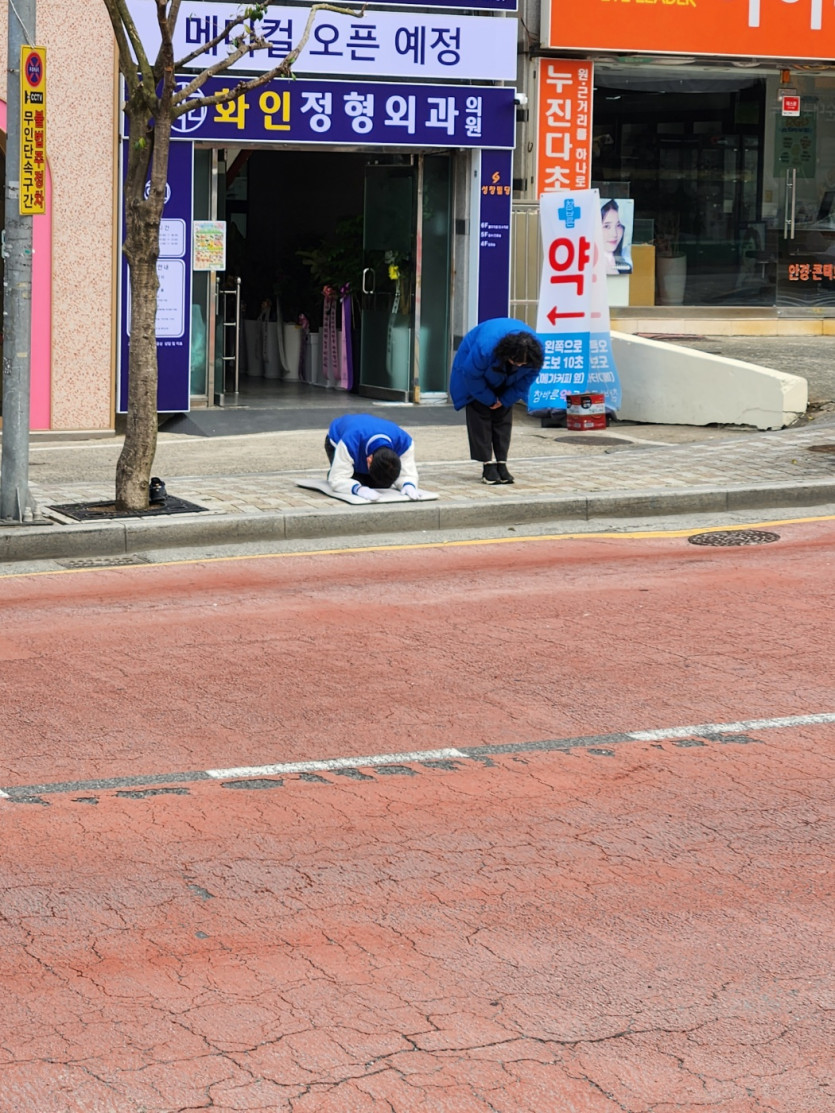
[282,323,301,380]
[243,320,263,378]
[263,321,281,379]
[606,274,631,307]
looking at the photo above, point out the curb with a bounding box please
[3,478,835,563]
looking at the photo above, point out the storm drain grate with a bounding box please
[57,554,152,570]
[688,529,780,547]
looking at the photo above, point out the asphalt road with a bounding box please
[1,520,833,1111]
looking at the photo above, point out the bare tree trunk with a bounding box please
[115,108,170,512]
[116,251,159,510]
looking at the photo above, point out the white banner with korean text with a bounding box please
[528,189,621,414]
[126,1,517,82]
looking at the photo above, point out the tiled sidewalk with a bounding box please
[33,419,835,519]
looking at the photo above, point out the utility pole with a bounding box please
[1,0,38,522]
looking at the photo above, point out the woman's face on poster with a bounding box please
[602,209,623,254]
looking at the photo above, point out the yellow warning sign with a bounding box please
[20,46,46,216]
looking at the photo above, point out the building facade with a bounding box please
[512,0,835,336]
[3,0,833,435]
[2,1,519,432]
[0,1,117,433]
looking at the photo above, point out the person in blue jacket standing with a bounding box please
[449,317,544,484]
[325,414,427,501]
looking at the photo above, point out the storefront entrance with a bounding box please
[592,65,835,313]
[191,147,452,407]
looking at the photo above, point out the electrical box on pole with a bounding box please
[1,0,40,523]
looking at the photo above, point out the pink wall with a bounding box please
[0,101,52,430]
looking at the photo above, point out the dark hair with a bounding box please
[601,198,620,220]
[368,446,401,488]
[494,331,544,372]
[601,199,625,254]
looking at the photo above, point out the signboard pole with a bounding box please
[1,0,39,522]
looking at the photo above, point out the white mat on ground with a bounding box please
[297,478,439,505]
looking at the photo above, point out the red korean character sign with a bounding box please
[528,189,621,414]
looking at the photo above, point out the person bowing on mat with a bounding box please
[324,414,429,501]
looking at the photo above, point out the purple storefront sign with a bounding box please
[118,142,193,414]
[171,76,515,149]
[477,150,513,320]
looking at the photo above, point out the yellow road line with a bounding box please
[6,512,835,579]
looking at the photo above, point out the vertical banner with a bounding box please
[20,46,46,215]
[119,141,193,413]
[477,149,513,321]
[529,189,621,413]
[536,59,592,197]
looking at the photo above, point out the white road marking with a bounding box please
[5,715,835,801]
[207,747,467,779]
[627,712,835,742]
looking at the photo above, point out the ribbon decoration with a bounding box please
[340,283,353,391]
[322,285,340,389]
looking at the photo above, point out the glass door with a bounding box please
[415,154,452,398]
[775,74,835,308]
[360,162,415,398]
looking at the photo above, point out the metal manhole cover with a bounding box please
[808,444,835,454]
[688,530,780,547]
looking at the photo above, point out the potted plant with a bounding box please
[655,211,687,305]
[297,218,364,388]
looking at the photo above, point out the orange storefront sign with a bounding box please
[536,60,593,197]
[544,0,834,60]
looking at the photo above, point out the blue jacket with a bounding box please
[326,414,418,495]
[449,317,541,411]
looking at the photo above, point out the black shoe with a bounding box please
[149,476,167,504]
[482,463,500,485]
[496,463,514,484]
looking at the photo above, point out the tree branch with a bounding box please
[172,11,267,72]
[101,0,155,97]
[171,3,366,116]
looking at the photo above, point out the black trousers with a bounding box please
[465,401,513,462]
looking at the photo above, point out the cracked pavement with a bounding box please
[0,523,833,1111]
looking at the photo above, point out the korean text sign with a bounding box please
[478,151,513,321]
[169,77,515,150]
[119,143,193,414]
[544,0,835,60]
[20,46,46,216]
[529,190,622,413]
[536,60,592,196]
[127,1,517,81]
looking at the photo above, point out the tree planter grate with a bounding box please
[688,529,780,547]
[48,496,209,522]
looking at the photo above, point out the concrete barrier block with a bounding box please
[284,503,440,540]
[123,512,287,550]
[437,496,588,530]
[612,331,808,431]
[587,488,728,519]
[724,480,835,509]
[0,521,128,561]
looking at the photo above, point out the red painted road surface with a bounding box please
[1,521,834,1111]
